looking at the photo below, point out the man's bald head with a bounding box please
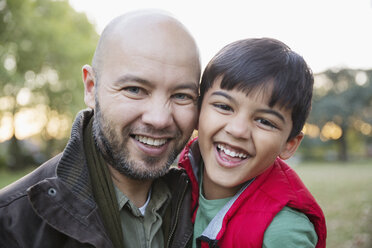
[91,9,200,82]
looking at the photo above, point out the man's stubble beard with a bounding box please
[92,100,185,180]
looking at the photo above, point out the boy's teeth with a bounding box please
[217,144,248,159]
[135,135,166,147]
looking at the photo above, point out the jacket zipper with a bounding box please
[166,175,189,248]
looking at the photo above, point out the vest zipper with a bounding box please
[166,175,189,248]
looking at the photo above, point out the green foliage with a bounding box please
[308,69,372,161]
[0,0,98,113]
[0,0,98,168]
[311,69,372,125]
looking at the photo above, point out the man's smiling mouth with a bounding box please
[134,135,167,147]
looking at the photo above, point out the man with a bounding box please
[0,10,200,248]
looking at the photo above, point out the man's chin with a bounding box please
[110,157,172,180]
[119,167,170,180]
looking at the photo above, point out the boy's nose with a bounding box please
[225,115,250,139]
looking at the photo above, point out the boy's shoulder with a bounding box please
[255,158,310,203]
[263,206,318,248]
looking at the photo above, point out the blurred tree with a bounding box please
[308,69,372,161]
[0,0,98,169]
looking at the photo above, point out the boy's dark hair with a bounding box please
[199,38,313,140]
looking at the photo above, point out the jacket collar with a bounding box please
[56,109,95,208]
[28,109,113,247]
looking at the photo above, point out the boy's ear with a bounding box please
[279,132,304,160]
[82,65,96,109]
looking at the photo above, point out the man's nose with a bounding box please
[141,98,173,130]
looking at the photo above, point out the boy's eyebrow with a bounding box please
[211,91,286,123]
[257,109,286,123]
[211,91,235,102]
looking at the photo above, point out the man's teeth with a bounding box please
[217,144,248,158]
[135,135,167,146]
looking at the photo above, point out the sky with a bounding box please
[70,0,372,73]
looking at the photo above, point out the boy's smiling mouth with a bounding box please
[217,143,248,159]
[215,143,251,167]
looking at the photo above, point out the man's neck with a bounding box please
[108,165,153,208]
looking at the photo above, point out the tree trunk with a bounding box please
[7,135,36,170]
[7,135,25,170]
[337,126,348,162]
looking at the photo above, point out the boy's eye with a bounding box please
[213,103,232,112]
[256,118,277,129]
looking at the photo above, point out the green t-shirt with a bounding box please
[192,190,232,248]
[192,165,232,248]
[263,206,318,247]
[193,166,318,247]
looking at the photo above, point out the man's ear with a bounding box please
[279,132,304,160]
[82,65,96,109]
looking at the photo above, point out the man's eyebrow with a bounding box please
[257,109,286,123]
[116,75,198,93]
[174,83,199,94]
[115,74,152,86]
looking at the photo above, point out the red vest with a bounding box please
[179,138,327,248]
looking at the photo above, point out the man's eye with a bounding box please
[124,86,141,94]
[173,93,190,100]
[172,93,196,104]
[257,118,277,129]
[213,103,232,112]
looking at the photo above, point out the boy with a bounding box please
[178,38,327,247]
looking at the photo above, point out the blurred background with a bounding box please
[0,0,371,247]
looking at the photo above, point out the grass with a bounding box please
[1,161,372,247]
[0,167,35,189]
[294,161,372,248]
